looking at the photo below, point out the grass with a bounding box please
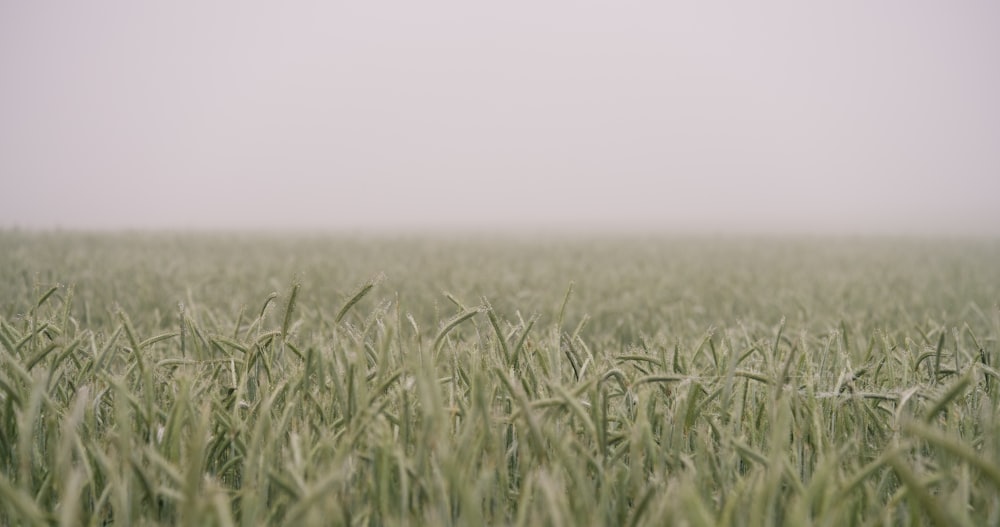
[1,231,999,525]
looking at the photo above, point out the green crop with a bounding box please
[1,231,998,525]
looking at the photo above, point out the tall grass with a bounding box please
[1,232,998,525]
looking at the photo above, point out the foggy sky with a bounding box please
[2,1,999,235]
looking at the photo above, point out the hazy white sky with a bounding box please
[1,1,998,234]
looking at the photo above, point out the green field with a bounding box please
[1,232,999,526]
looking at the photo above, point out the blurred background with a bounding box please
[2,1,998,235]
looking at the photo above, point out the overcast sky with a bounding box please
[1,1,998,234]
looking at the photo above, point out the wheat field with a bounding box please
[1,231,999,526]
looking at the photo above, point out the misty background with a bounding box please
[1,1,998,235]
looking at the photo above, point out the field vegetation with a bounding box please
[1,231,999,526]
